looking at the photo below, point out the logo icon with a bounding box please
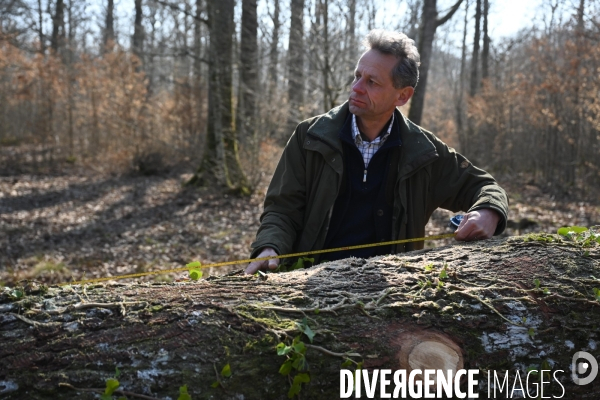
[572,351,598,385]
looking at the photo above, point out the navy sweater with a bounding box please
[323,114,402,261]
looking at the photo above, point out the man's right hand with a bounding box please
[245,247,279,274]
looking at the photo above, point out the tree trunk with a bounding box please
[470,0,482,97]
[408,0,463,126]
[481,0,490,82]
[190,0,249,194]
[37,0,45,54]
[456,0,469,153]
[133,0,144,63]
[287,0,305,134]
[237,0,258,144]
[267,0,280,102]
[2,235,599,398]
[104,0,115,49]
[51,0,65,52]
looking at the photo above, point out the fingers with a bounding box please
[245,247,279,274]
[454,209,500,242]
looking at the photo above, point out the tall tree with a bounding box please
[133,0,144,62]
[481,0,490,81]
[190,0,249,193]
[408,0,464,125]
[237,0,258,142]
[51,0,65,52]
[470,0,482,96]
[456,0,469,151]
[287,0,305,133]
[104,0,115,49]
[267,0,281,101]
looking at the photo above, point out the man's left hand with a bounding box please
[454,209,501,241]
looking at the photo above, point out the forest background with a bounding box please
[1,0,599,286]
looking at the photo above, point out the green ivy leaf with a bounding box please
[424,264,433,272]
[558,226,588,237]
[104,378,120,395]
[341,359,353,368]
[593,288,600,301]
[221,363,232,378]
[276,343,292,356]
[292,354,308,371]
[528,328,535,338]
[313,308,320,314]
[114,367,121,379]
[100,395,112,400]
[178,385,192,400]
[292,339,306,354]
[288,382,302,398]
[294,373,311,384]
[288,373,311,398]
[526,366,539,375]
[542,288,550,295]
[279,359,293,376]
[297,318,315,343]
[211,381,220,388]
[533,279,540,289]
[189,269,203,280]
[439,266,448,280]
[186,261,202,268]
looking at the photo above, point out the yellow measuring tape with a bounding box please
[59,233,456,286]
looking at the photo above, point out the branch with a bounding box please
[152,0,209,25]
[436,0,464,28]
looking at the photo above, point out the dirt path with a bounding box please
[1,169,599,286]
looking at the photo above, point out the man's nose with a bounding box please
[352,78,365,94]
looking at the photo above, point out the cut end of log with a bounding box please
[395,329,464,387]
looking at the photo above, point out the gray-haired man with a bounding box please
[246,29,508,274]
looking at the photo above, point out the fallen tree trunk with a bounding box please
[1,234,600,399]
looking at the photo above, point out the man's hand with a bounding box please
[454,209,500,241]
[245,247,280,274]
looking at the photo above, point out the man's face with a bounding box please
[349,49,411,122]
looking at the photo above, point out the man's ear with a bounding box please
[395,86,414,107]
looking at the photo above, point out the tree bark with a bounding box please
[51,0,65,52]
[133,0,144,63]
[470,0,482,97]
[287,0,305,134]
[237,0,258,143]
[267,0,280,102]
[481,0,490,82]
[408,0,463,126]
[104,0,115,49]
[190,0,249,194]
[2,235,599,398]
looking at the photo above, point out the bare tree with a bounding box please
[103,0,115,49]
[133,0,144,62]
[287,0,305,132]
[407,0,464,125]
[51,0,65,52]
[190,0,249,193]
[469,0,481,96]
[267,0,281,101]
[238,0,258,143]
[481,0,490,81]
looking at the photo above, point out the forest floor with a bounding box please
[1,145,599,287]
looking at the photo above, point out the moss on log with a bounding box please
[1,235,600,399]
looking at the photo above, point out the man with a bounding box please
[245,29,508,274]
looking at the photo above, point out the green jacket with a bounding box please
[251,102,508,261]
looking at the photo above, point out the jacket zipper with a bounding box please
[363,169,367,182]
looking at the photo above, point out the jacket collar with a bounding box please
[307,101,439,176]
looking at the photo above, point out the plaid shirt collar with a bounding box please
[351,113,395,145]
